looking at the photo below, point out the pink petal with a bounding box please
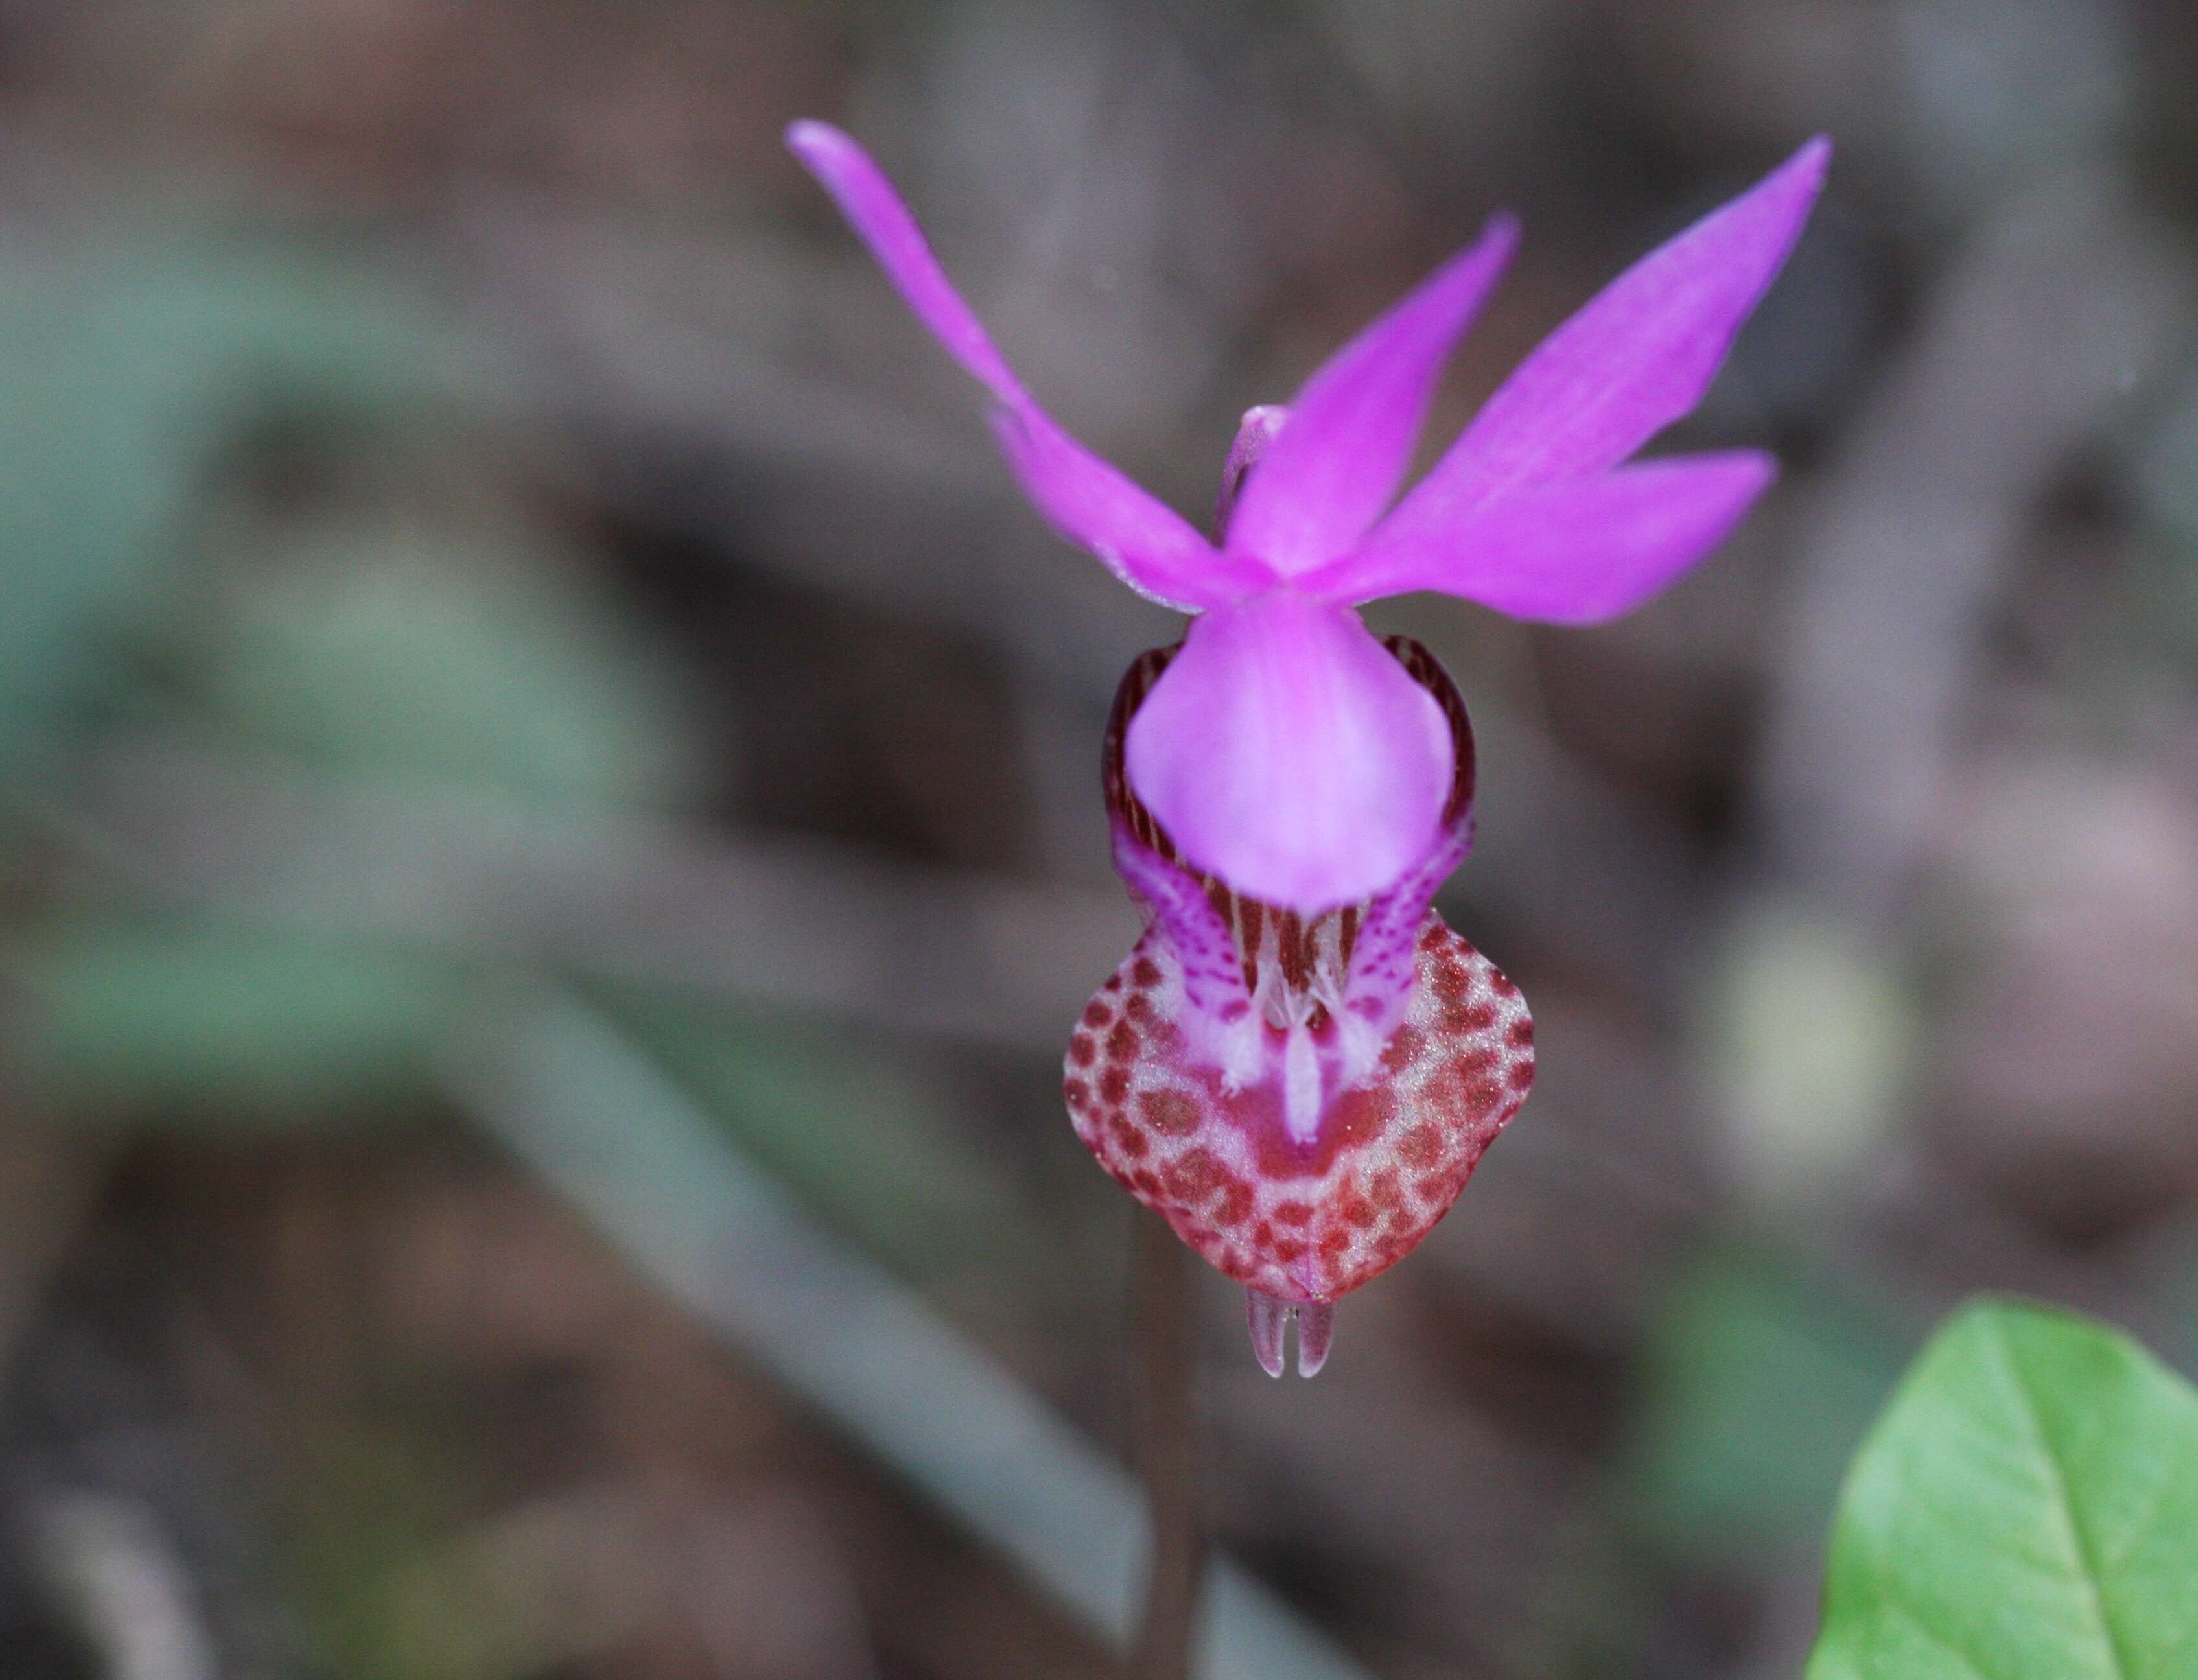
[1123,593,1452,911]
[1379,138,1828,531]
[1305,450,1776,623]
[1225,218,1517,578]
[786,120,1259,609]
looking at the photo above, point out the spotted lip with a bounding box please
[1066,638,1534,1311]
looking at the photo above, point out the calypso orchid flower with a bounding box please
[789,119,1827,1375]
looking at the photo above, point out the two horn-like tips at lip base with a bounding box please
[1248,1290,1337,1379]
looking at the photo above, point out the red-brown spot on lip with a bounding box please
[1137,1088,1200,1138]
[1098,1067,1130,1104]
[1418,924,1447,952]
[1317,1229,1350,1257]
[1125,993,1153,1023]
[1272,1201,1313,1227]
[1110,1119,1150,1158]
[1068,1033,1095,1067]
[1083,999,1114,1029]
[1444,1001,1496,1032]
[1398,1124,1443,1169]
[1331,1084,1392,1149]
[1131,955,1162,988]
[1106,1020,1140,1062]
[1271,1238,1306,1263]
[1381,1023,1424,1073]
[1368,1169,1401,1209]
[1131,1169,1161,1196]
[1490,972,1517,997]
[1340,1196,1375,1228]
[1063,1077,1090,1107]
[1462,1078,1504,1120]
[1508,1059,1535,1090]
[1165,1147,1223,1204]
[1507,1018,1534,1048]
[1455,1047,1497,1075]
[1215,1180,1254,1226]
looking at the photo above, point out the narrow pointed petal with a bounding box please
[1307,450,1775,622]
[1226,218,1517,577]
[1123,594,1451,913]
[1247,1289,1289,1378]
[1381,138,1827,531]
[786,120,1256,609]
[1294,1300,1335,1377]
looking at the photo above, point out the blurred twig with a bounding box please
[1129,1212,1206,1680]
[65,736,1136,1053]
[0,1121,108,1377]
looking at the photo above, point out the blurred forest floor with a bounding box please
[5,3,2198,1678]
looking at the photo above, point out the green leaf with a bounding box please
[1808,1298,2198,1680]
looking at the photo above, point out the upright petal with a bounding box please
[1215,404,1289,533]
[1379,137,1829,531]
[1123,593,1451,911]
[1225,218,1517,578]
[786,120,1260,609]
[1307,450,1775,622]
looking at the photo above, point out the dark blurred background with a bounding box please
[2,2,2196,1677]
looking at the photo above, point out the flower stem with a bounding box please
[1129,1209,1206,1680]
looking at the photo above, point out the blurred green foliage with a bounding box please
[613,991,1043,1279]
[1624,1245,1912,1560]
[174,520,701,808]
[0,235,469,790]
[8,920,463,1123]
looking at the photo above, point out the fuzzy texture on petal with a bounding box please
[1305,450,1777,621]
[1215,404,1289,533]
[1226,218,1517,578]
[1123,592,1452,912]
[786,120,1259,609]
[1372,137,1829,537]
